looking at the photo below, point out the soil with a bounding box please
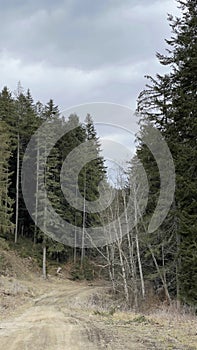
[0,278,121,349]
[0,276,196,350]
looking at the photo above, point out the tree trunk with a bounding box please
[106,244,116,293]
[135,228,145,299]
[34,137,40,245]
[176,231,181,309]
[123,191,138,307]
[81,169,86,267]
[15,133,20,243]
[133,182,145,299]
[117,214,129,304]
[42,143,47,280]
[42,238,47,279]
[74,182,77,263]
[148,243,171,304]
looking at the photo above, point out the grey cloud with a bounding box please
[0,0,180,175]
[0,0,177,70]
[0,0,180,118]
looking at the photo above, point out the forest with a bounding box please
[0,0,196,311]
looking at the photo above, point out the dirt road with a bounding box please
[0,278,196,350]
[0,280,126,350]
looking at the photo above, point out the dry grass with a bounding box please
[0,247,196,349]
[71,290,197,350]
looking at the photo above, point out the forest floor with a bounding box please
[0,251,196,349]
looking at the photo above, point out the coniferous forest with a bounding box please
[0,0,196,310]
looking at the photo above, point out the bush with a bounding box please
[0,237,10,251]
[70,258,95,281]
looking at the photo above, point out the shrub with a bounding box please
[70,258,95,281]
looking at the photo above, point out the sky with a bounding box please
[0,0,180,178]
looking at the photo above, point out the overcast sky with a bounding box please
[0,0,180,178]
[0,0,180,109]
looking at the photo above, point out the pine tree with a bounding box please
[83,114,107,227]
[0,121,14,233]
[79,114,107,262]
[13,87,40,242]
[34,100,66,277]
[136,0,197,305]
[0,87,16,237]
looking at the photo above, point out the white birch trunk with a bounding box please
[106,244,116,293]
[42,239,47,279]
[135,228,145,299]
[132,181,145,299]
[122,191,138,307]
[117,207,129,304]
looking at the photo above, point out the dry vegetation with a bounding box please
[0,248,196,349]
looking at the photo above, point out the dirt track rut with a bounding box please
[1,280,194,350]
[0,283,115,350]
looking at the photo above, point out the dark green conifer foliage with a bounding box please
[82,114,107,228]
[136,0,197,305]
[0,120,14,233]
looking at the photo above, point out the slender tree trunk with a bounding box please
[42,237,47,279]
[34,137,40,245]
[118,241,129,303]
[136,196,171,304]
[117,211,129,304]
[176,231,181,309]
[4,166,8,222]
[21,224,24,237]
[122,191,138,307]
[15,133,20,243]
[127,229,138,309]
[148,243,171,303]
[106,244,116,293]
[128,231,138,308]
[109,200,130,303]
[161,243,167,291]
[42,143,47,279]
[74,181,77,263]
[133,182,145,299]
[172,199,181,309]
[81,169,86,267]
[74,225,77,264]
[135,228,145,299]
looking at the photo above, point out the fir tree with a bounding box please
[136,0,197,305]
[0,121,14,233]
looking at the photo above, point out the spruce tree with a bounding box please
[83,114,107,228]
[136,0,197,305]
[13,88,40,242]
[34,100,66,276]
[0,121,14,233]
